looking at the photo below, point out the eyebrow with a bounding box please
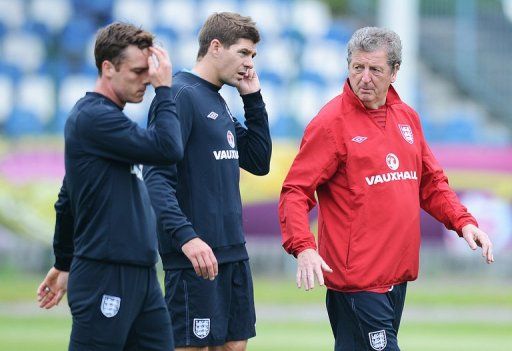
[239,48,257,57]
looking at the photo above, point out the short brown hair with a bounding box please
[94,22,154,75]
[197,12,260,59]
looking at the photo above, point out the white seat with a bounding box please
[17,75,55,124]
[241,0,288,37]
[0,0,25,29]
[256,40,298,83]
[0,75,14,123]
[29,0,72,33]
[113,0,155,30]
[2,31,45,73]
[199,0,239,23]
[155,0,198,35]
[301,39,347,83]
[219,87,244,122]
[175,34,199,71]
[58,75,96,114]
[258,81,281,126]
[291,0,331,39]
[288,80,326,127]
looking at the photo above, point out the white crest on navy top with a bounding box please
[207,111,218,120]
[398,124,414,144]
[227,130,235,148]
[130,164,144,181]
[351,136,368,143]
[101,295,121,318]
[369,330,387,350]
[385,153,399,171]
[193,318,210,339]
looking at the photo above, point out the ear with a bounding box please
[101,60,116,78]
[209,39,223,57]
[390,63,400,83]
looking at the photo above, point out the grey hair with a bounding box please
[346,27,402,70]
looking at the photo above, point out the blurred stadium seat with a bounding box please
[0,75,13,124]
[0,0,508,144]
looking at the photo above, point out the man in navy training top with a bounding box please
[144,12,272,351]
[36,22,182,351]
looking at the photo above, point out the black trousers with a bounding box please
[326,282,407,351]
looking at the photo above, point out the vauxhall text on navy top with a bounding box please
[53,87,183,271]
[144,71,272,269]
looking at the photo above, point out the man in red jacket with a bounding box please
[279,27,494,351]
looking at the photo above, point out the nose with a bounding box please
[244,56,254,69]
[361,68,371,83]
[142,72,150,85]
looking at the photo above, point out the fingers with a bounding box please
[296,249,333,291]
[479,237,494,264]
[182,238,218,280]
[313,264,324,287]
[464,234,478,250]
[208,251,218,279]
[244,68,256,79]
[147,46,172,88]
[296,268,302,289]
[195,251,217,280]
[321,260,333,273]
[40,289,65,309]
[37,281,48,299]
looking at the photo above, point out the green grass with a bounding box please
[1,272,511,351]
[253,277,512,307]
[0,316,71,351]
[1,316,510,351]
[0,270,43,302]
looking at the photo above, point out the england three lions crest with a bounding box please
[398,124,414,144]
[100,295,121,318]
[193,318,210,339]
[369,330,387,350]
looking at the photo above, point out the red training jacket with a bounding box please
[279,80,477,292]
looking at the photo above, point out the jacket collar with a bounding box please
[341,78,402,111]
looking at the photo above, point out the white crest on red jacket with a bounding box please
[398,124,414,144]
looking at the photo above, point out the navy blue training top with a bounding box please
[52,87,183,270]
[144,71,272,270]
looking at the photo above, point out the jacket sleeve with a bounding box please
[53,177,74,271]
[278,116,344,257]
[78,87,183,166]
[418,130,477,236]
[143,88,198,249]
[234,90,272,176]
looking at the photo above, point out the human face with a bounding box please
[216,38,257,87]
[348,49,398,109]
[109,45,151,105]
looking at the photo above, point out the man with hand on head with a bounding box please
[144,12,271,351]
[37,22,182,351]
[279,26,494,351]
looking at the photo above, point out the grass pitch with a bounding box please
[1,272,511,351]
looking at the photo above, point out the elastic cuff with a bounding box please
[154,86,172,100]
[293,243,318,258]
[173,226,199,249]
[54,256,72,272]
[241,90,263,107]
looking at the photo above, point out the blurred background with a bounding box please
[0,0,511,350]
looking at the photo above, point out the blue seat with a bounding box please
[5,108,44,136]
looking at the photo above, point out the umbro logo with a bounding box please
[352,136,367,143]
[207,111,218,120]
